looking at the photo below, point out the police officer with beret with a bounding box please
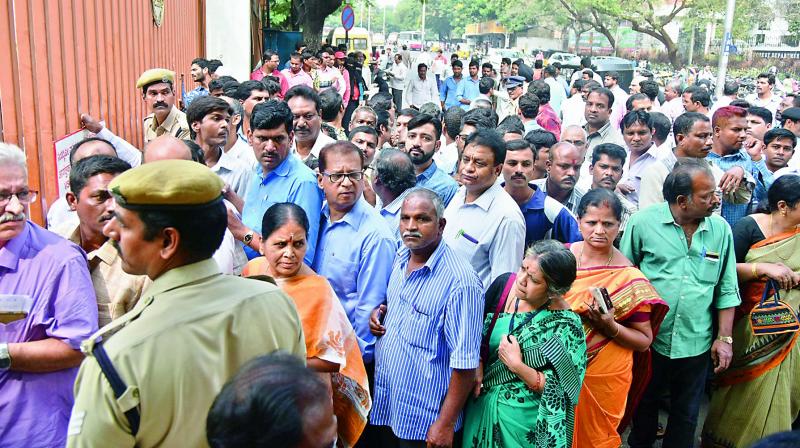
[67,160,306,447]
[137,68,191,145]
[496,75,527,122]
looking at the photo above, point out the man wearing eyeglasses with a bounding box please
[312,141,395,369]
[285,85,335,170]
[0,143,98,448]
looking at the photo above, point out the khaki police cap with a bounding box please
[136,68,176,89]
[109,160,223,209]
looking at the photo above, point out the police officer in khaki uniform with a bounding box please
[67,160,306,447]
[137,68,191,144]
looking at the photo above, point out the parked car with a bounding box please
[548,52,581,68]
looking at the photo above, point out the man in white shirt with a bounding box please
[543,65,566,117]
[660,81,685,123]
[389,54,408,112]
[746,72,783,121]
[286,85,336,169]
[403,63,439,109]
[433,106,464,175]
[443,129,525,290]
[709,81,739,116]
[186,96,252,199]
[604,71,629,129]
[618,110,660,206]
[560,79,588,129]
[221,96,258,170]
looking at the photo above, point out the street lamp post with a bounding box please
[421,0,426,49]
[715,0,736,99]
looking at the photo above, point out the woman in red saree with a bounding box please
[241,203,370,448]
[563,189,668,448]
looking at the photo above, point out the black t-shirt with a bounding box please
[732,215,766,263]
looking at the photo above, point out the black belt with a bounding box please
[92,342,141,436]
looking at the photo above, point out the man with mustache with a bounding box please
[368,188,483,448]
[228,100,322,262]
[623,160,738,448]
[53,155,149,328]
[404,114,459,207]
[0,143,97,448]
[68,160,305,447]
[532,141,586,215]
[587,143,638,240]
[618,110,660,206]
[708,106,757,226]
[286,85,335,170]
[583,87,625,175]
[752,128,796,208]
[502,138,580,247]
[187,96,252,200]
[443,129,525,291]
[138,68,190,145]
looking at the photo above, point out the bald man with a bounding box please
[142,135,247,275]
[532,141,586,214]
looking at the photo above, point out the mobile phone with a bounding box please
[589,287,612,314]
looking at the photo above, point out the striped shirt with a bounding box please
[371,241,484,441]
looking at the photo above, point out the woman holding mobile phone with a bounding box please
[564,188,669,448]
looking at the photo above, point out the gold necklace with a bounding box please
[577,242,614,268]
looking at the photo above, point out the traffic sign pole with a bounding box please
[342,4,355,49]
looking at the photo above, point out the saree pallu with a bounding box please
[563,266,668,447]
[463,310,586,448]
[703,230,800,448]
[242,259,371,448]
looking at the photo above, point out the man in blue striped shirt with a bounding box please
[370,188,483,448]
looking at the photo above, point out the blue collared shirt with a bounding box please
[312,198,397,363]
[706,149,757,227]
[440,76,463,110]
[379,190,411,245]
[371,241,483,440]
[455,76,480,110]
[241,155,323,263]
[517,184,582,246]
[416,161,459,207]
[183,86,209,108]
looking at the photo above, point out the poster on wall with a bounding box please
[52,127,92,198]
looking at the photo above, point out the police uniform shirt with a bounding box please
[143,106,190,144]
[67,259,306,447]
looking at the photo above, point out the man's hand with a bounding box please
[472,362,484,398]
[744,137,764,161]
[80,113,104,134]
[616,183,635,196]
[369,304,387,336]
[221,184,244,214]
[426,418,455,448]
[711,339,733,374]
[226,206,248,242]
[718,166,745,194]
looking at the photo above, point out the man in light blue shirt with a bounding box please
[370,188,483,447]
[455,61,480,111]
[229,101,322,262]
[404,114,459,206]
[312,141,396,364]
[439,60,464,110]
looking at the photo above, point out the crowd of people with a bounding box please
[2,42,800,448]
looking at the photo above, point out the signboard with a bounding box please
[52,127,92,198]
[341,5,355,31]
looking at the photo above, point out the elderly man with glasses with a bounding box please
[0,143,97,448]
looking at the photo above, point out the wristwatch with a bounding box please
[242,231,254,245]
[0,343,11,370]
[716,335,733,344]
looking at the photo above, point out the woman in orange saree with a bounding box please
[241,203,371,448]
[702,175,800,448]
[564,189,668,448]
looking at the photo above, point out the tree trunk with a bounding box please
[297,0,343,52]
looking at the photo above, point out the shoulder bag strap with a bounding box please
[481,273,517,364]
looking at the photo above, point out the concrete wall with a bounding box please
[206,0,252,81]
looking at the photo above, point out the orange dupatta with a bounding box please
[563,265,669,442]
[242,258,371,448]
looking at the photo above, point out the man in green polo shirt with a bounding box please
[622,159,740,448]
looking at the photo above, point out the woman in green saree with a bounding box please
[703,175,800,448]
[463,240,587,448]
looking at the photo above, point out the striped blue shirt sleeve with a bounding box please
[444,283,484,370]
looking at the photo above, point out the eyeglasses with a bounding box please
[293,112,318,122]
[322,171,364,183]
[0,190,38,206]
[456,133,471,141]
